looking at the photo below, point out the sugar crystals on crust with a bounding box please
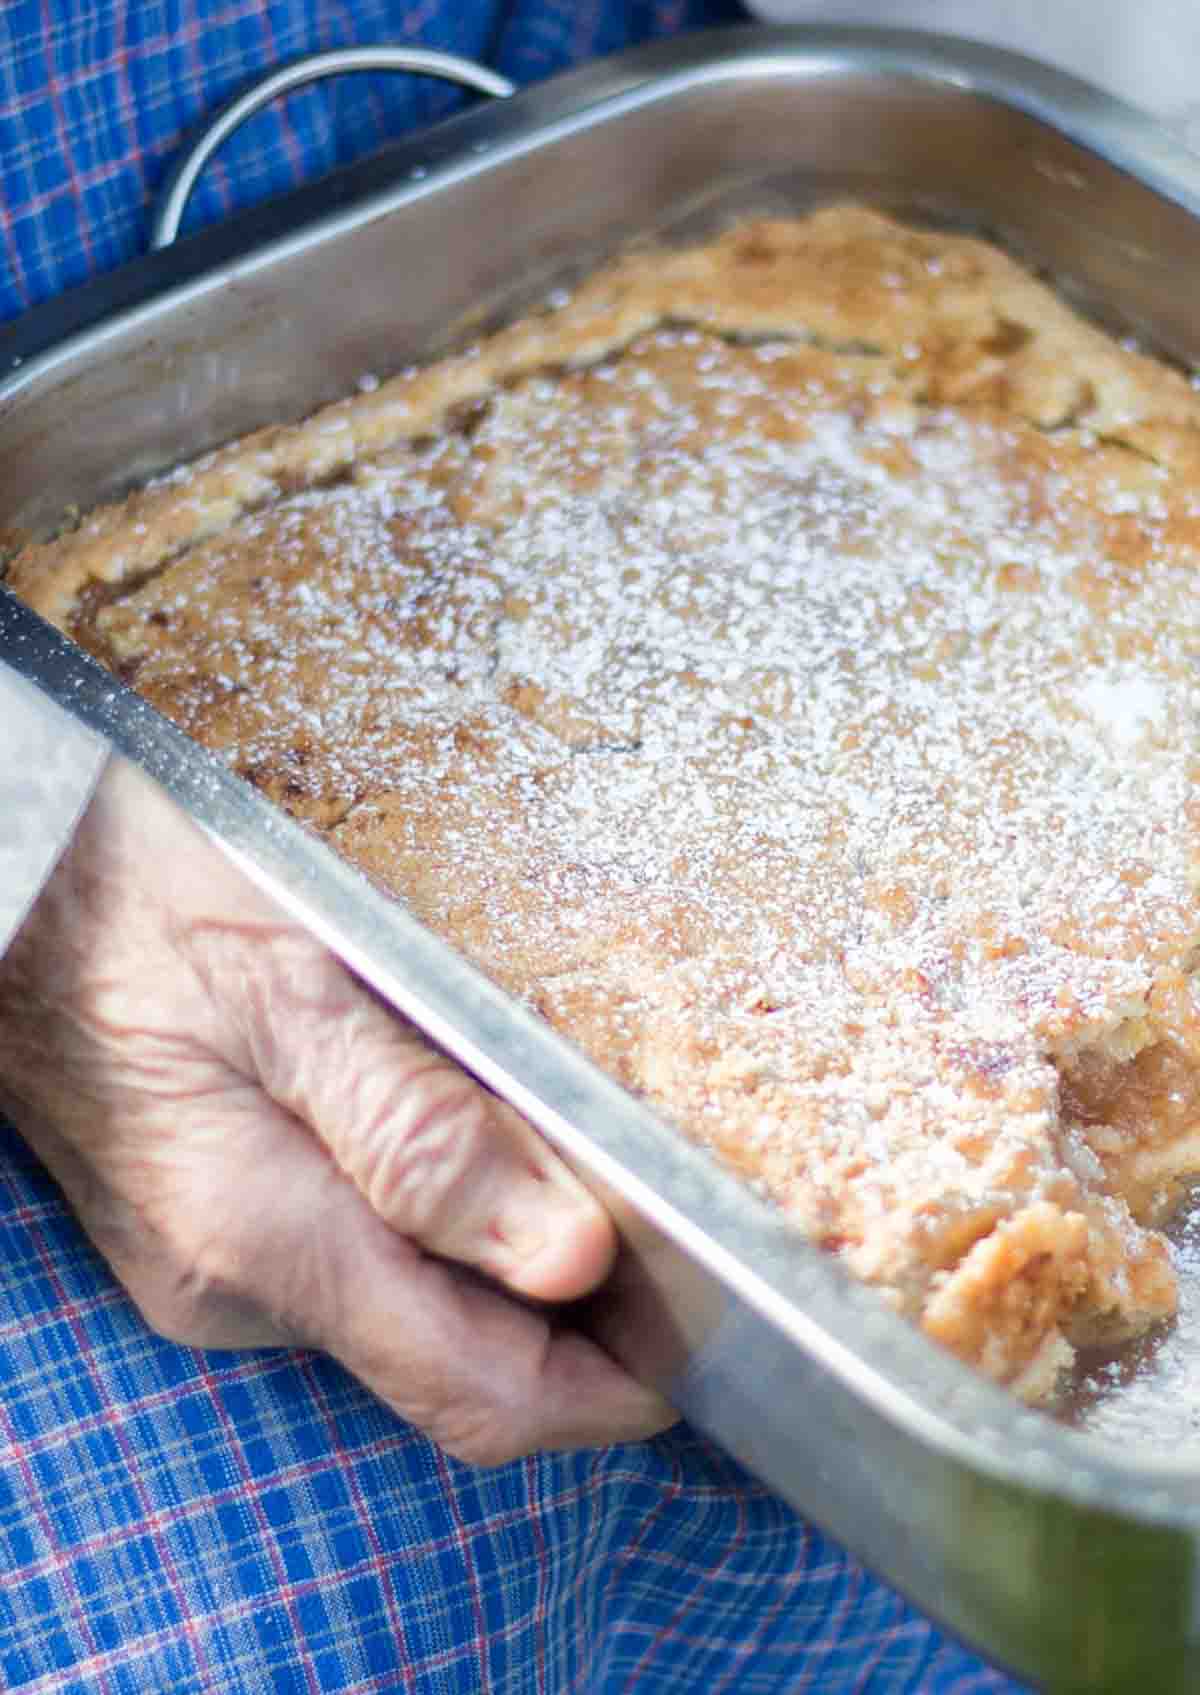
[13,206,1200,1400]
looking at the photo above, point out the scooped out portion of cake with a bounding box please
[13,205,1200,1403]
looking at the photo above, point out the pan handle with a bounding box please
[150,46,515,251]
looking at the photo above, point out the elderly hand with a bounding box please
[0,757,672,1463]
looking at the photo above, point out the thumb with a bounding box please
[231,932,618,1302]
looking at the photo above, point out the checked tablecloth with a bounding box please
[0,4,1030,1689]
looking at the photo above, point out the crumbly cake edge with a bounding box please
[12,204,1200,626]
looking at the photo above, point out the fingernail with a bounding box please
[490,1178,614,1302]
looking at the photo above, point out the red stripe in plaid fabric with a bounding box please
[823,1542,865,1659]
[0,59,135,122]
[257,2,308,189]
[38,0,95,274]
[621,1467,750,1688]
[435,1443,492,1687]
[192,1350,325,1695]
[14,1529,482,1695]
[7,1396,561,1591]
[24,1219,217,1689]
[576,1459,680,1692]
[849,1593,917,1693]
[298,1354,420,1690]
[0,1325,281,1431]
[8,138,165,225]
[111,0,150,202]
[524,1453,550,1695]
[175,5,234,223]
[704,1517,812,1694]
[0,1389,117,1693]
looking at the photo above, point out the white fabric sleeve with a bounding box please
[0,662,109,959]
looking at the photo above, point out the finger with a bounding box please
[217,930,619,1304]
[21,961,675,1458]
[382,1264,680,1464]
[98,764,620,1308]
[153,1104,675,1461]
[309,1177,677,1463]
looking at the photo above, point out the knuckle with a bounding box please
[349,1077,491,1234]
[128,1212,276,1350]
[423,1345,543,1468]
[185,921,349,1078]
[130,1254,224,1347]
[365,1338,534,1468]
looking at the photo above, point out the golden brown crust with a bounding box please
[17,207,1200,622]
[13,204,1200,1401]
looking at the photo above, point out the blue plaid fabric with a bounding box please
[0,5,1032,1689]
[0,1122,1028,1693]
[0,0,750,321]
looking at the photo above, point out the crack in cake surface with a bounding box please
[13,206,1200,1404]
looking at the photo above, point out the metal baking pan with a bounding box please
[4,27,1200,1690]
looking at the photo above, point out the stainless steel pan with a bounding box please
[5,29,1200,1689]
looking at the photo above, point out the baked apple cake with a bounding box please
[12,206,1200,1403]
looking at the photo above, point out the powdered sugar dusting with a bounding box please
[1075,674,1169,750]
[87,291,1200,1398]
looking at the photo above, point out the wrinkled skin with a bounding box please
[0,758,673,1464]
